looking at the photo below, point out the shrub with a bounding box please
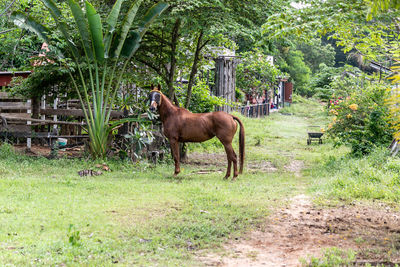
[236,48,283,99]
[326,82,393,155]
[177,78,227,113]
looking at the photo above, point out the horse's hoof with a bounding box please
[232,176,238,181]
[223,175,229,180]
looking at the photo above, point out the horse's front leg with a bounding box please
[170,139,180,176]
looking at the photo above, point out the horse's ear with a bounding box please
[157,84,161,91]
[150,84,154,90]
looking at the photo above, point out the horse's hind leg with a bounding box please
[222,142,238,180]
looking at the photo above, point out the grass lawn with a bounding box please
[2,99,395,266]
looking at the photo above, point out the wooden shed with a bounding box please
[214,55,238,112]
[0,71,31,87]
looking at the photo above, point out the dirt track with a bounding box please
[187,153,400,266]
[199,194,400,266]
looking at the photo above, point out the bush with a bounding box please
[326,82,393,155]
[177,78,227,113]
[236,48,283,100]
[0,143,16,159]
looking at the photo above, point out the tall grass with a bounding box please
[309,146,400,202]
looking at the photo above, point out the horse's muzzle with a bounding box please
[150,101,158,112]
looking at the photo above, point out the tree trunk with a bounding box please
[185,30,207,109]
[167,18,181,103]
[179,142,188,163]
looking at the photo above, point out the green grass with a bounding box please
[300,247,357,267]
[0,152,300,265]
[309,147,400,203]
[0,99,399,265]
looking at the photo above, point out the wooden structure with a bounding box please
[273,79,293,108]
[235,103,269,118]
[0,71,31,87]
[214,55,238,112]
[0,91,123,151]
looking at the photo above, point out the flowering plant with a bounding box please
[327,82,393,155]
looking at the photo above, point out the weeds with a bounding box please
[68,224,81,247]
[311,147,400,202]
[301,247,356,266]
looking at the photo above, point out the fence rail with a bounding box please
[233,103,270,118]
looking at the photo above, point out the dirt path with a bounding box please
[199,194,400,266]
[188,153,400,266]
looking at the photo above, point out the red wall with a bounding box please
[0,72,31,87]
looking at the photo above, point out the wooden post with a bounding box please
[41,95,46,121]
[26,99,32,151]
[53,97,58,131]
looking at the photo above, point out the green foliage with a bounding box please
[0,0,49,70]
[297,39,336,74]
[9,62,72,98]
[0,143,16,160]
[117,123,155,160]
[386,58,400,140]
[308,64,341,99]
[235,87,245,103]
[327,81,393,156]
[301,247,356,267]
[277,49,311,96]
[313,147,400,202]
[236,48,283,98]
[263,0,399,63]
[67,224,81,247]
[324,66,363,99]
[11,0,168,159]
[177,78,227,113]
[367,0,400,19]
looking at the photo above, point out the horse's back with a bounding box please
[172,110,236,143]
[174,110,216,142]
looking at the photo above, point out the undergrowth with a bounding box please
[301,247,356,267]
[310,146,400,202]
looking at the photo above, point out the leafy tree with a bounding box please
[236,48,282,99]
[263,0,399,63]
[276,48,311,96]
[135,0,290,108]
[12,0,168,158]
[297,38,336,73]
[176,78,227,113]
[0,0,47,70]
[310,64,362,100]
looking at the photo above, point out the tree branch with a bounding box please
[0,0,17,18]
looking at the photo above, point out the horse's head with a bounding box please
[149,84,162,112]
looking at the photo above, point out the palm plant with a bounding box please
[11,0,168,158]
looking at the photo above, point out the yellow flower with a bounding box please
[320,128,325,133]
[333,117,337,123]
[346,114,352,119]
[349,104,358,111]
[330,109,338,115]
[328,123,333,129]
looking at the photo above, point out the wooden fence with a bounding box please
[0,92,123,151]
[234,103,270,118]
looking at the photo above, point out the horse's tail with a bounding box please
[232,115,245,174]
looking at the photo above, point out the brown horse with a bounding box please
[149,86,245,180]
